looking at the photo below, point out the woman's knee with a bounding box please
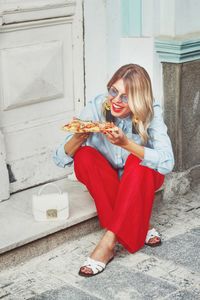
[73,146,99,172]
[124,154,165,188]
[74,146,97,162]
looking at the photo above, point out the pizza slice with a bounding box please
[62,119,118,133]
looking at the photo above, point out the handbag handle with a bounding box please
[38,183,62,196]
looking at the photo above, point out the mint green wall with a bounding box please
[121,0,142,37]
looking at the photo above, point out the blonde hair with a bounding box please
[103,64,154,145]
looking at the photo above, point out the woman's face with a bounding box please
[108,79,131,118]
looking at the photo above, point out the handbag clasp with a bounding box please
[46,209,58,219]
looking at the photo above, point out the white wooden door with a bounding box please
[0,0,84,197]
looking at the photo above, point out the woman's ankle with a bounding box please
[101,231,117,250]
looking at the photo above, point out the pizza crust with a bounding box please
[62,119,118,133]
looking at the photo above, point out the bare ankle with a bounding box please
[102,231,117,250]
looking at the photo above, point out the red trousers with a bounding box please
[74,146,164,253]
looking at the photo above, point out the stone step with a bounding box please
[0,178,96,255]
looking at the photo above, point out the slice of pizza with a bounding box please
[62,119,118,133]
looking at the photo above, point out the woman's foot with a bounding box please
[145,227,161,247]
[79,230,116,276]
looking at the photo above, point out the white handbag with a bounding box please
[32,183,69,221]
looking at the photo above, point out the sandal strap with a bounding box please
[145,228,160,243]
[81,257,106,274]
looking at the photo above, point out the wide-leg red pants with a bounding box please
[74,146,164,253]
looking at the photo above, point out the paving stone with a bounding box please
[29,285,101,300]
[164,289,200,300]
[141,227,200,273]
[0,271,66,300]
[191,227,200,236]
[78,264,178,300]
[117,251,200,292]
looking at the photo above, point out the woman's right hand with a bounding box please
[64,133,90,157]
[73,132,90,142]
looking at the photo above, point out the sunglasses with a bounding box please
[107,86,129,104]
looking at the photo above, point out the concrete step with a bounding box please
[0,178,97,255]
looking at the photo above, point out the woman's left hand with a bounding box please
[103,127,129,147]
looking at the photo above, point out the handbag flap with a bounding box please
[32,193,69,213]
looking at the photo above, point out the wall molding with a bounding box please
[0,1,75,26]
[155,35,200,63]
[0,16,73,32]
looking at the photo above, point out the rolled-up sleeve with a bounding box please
[139,102,175,175]
[53,133,74,168]
[53,94,106,168]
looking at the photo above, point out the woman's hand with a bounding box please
[73,132,90,142]
[64,133,90,157]
[103,127,144,159]
[103,127,129,147]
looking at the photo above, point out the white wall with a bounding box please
[119,37,163,103]
[175,0,200,36]
[105,0,121,79]
[119,0,163,103]
[83,0,200,106]
[83,0,163,104]
[84,0,122,102]
[159,0,200,37]
[83,0,107,102]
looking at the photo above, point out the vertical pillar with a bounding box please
[155,36,200,172]
[0,131,10,201]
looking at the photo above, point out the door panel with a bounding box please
[1,40,65,111]
[0,1,84,193]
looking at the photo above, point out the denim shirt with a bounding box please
[53,94,175,176]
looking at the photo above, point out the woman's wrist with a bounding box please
[122,139,144,160]
[73,133,85,142]
[64,133,89,157]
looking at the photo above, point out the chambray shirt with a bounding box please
[53,94,175,176]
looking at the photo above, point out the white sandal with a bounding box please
[78,256,114,277]
[145,228,162,247]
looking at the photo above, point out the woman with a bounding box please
[53,64,174,277]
